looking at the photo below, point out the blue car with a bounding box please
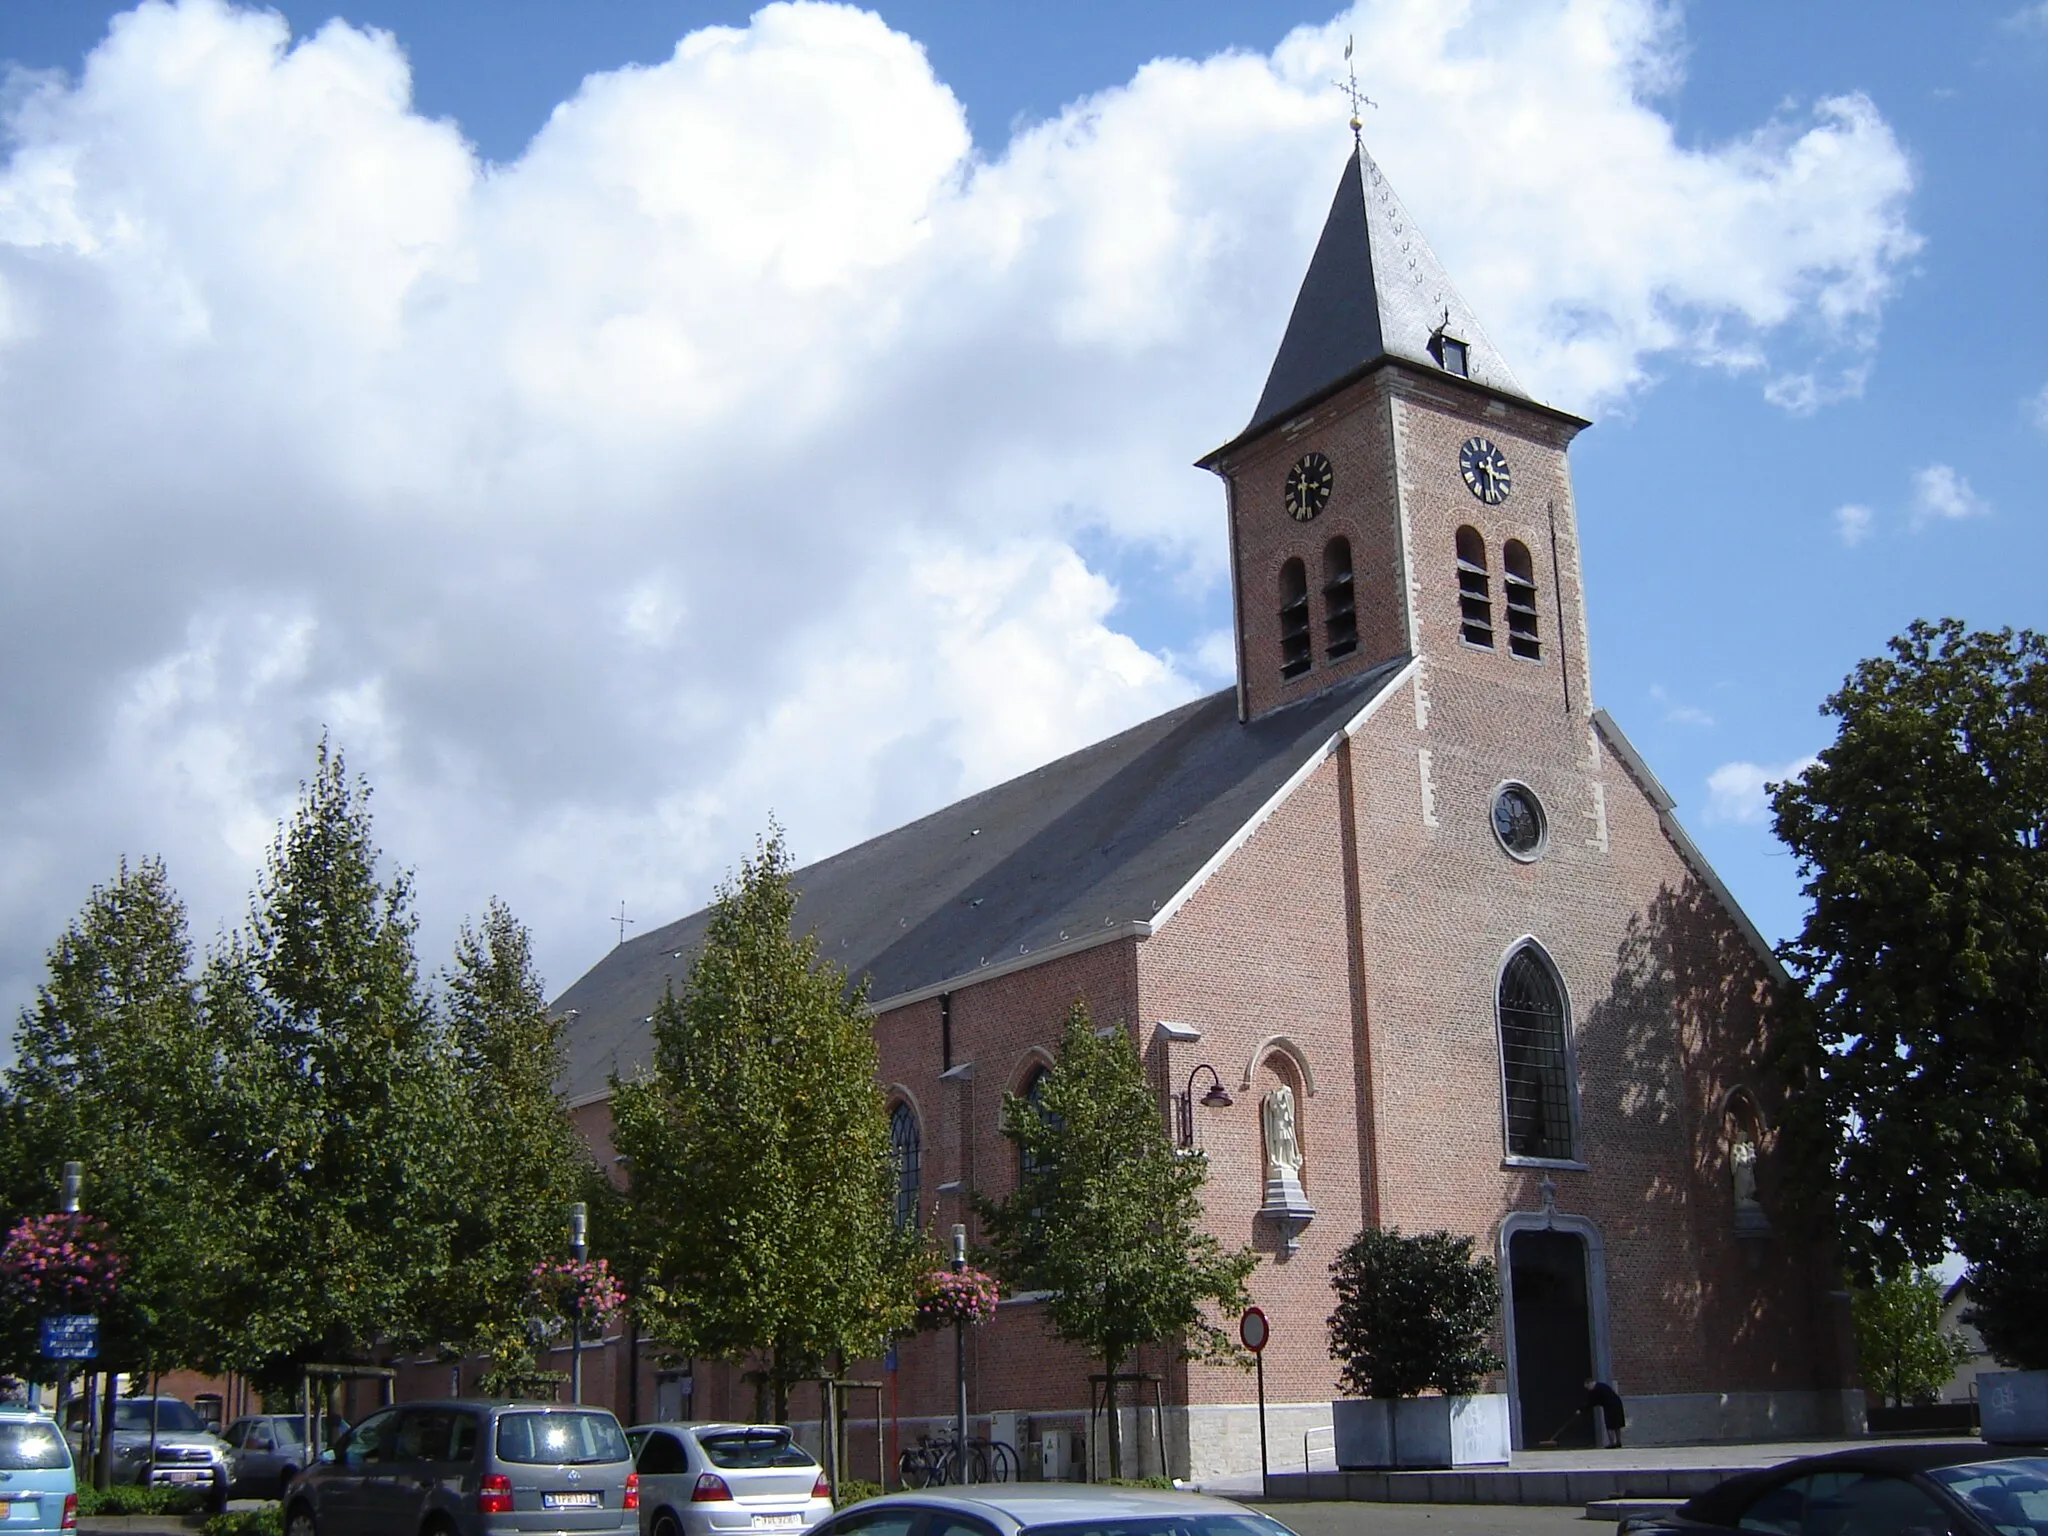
[0,1407,76,1533]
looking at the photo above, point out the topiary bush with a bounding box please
[834,1479,883,1506]
[1327,1226,1504,1399]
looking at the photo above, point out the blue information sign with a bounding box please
[39,1315,97,1361]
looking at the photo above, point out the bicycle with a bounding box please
[896,1434,1018,1487]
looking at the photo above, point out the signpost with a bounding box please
[39,1315,98,1361]
[1239,1307,1269,1495]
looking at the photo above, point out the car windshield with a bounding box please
[113,1400,204,1433]
[1027,1516,1300,1536]
[0,1420,69,1470]
[496,1411,630,1466]
[696,1428,816,1469]
[1927,1457,2048,1532]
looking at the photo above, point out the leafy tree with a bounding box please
[219,741,463,1384]
[1849,1270,1974,1407]
[2,860,237,1392]
[1326,1227,1503,1399]
[979,1003,1255,1478]
[1772,620,2048,1275]
[421,900,598,1372]
[610,831,915,1424]
[1960,1193,2048,1371]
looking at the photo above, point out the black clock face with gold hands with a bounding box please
[1284,452,1334,522]
[1459,437,1511,505]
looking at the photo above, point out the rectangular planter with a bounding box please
[1980,1371,2048,1445]
[1332,1395,1511,1469]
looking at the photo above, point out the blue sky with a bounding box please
[0,0,2040,1010]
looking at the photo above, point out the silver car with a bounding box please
[63,1395,228,1505]
[627,1423,832,1536]
[222,1413,309,1499]
[800,1486,1302,1536]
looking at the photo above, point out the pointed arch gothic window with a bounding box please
[1018,1065,1056,1183]
[1456,527,1494,648]
[1279,559,1311,679]
[1323,538,1357,659]
[1498,943,1575,1161]
[889,1101,921,1232]
[1503,539,1541,660]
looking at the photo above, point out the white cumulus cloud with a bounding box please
[1835,503,1874,545]
[0,0,1924,1015]
[2027,382,2048,432]
[1911,463,1990,527]
[1705,756,1821,826]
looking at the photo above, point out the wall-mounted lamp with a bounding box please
[1174,1064,1234,1148]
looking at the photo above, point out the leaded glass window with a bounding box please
[1499,945,1574,1160]
[889,1101,921,1232]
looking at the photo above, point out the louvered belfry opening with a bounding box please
[889,1101,922,1231]
[1503,539,1542,660]
[1456,526,1494,648]
[1279,558,1312,678]
[1323,538,1357,659]
[1499,945,1573,1159]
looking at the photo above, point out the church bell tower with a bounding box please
[1200,146,1593,727]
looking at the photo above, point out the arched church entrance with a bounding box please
[1509,1227,1595,1447]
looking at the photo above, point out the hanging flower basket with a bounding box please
[914,1267,999,1331]
[529,1257,627,1337]
[0,1214,124,1311]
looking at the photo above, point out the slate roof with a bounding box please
[553,657,1410,1104]
[1240,145,1531,441]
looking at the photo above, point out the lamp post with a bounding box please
[568,1202,589,1405]
[1173,1065,1234,1149]
[951,1223,970,1485]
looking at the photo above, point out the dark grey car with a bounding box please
[284,1399,637,1536]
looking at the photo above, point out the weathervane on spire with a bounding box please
[1338,36,1375,143]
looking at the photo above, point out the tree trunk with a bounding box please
[1103,1353,1122,1481]
[96,1369,118,1491]
[771,1345,791,1426]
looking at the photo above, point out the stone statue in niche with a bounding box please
[1259,1085,1314,1252]
[1730,1131,1769,1235]
[1263,1085,1303,1176]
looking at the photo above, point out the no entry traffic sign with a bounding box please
[1239,1305,1269,1353]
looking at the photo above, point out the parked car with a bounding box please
[283,1398,638,1536]
[222,1412,311,1499]
[0,1407,77,1534]
[63,1394,228,1507]
[798,1484,1302,1536]
[627,1422,832,1536]
[1619,1442,2048,1535]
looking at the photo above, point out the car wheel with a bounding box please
[286,1502,319,1536]
[653,1514,684,1536]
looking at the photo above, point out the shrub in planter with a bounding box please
[205,1509,285,1536]
[1328,1227,1503,1398]
[77,1484,206,1516]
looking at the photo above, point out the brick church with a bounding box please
[553,143,1859,1479]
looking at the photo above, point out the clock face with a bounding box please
[1459,437,1512,505]
[1284,452,1334,522]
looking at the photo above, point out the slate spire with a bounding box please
[1245,146,1530,437]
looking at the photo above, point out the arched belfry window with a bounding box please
[889,1101,921,1232]
[1278,559,1311,679]
[1503,540,1541,661]
[1498,944,1575,1161]
[1323,538,1357,660]
[1456,527,1494,648]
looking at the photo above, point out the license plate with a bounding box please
[0,1501,10,1518]
[753,1516,805,1529]
[161,1470,205,1484]
[544,1491,601,1509]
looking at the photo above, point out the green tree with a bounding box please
[1959,1193,2048,1372]
[424,900,598,1372]
[1771,619,2048,1275]
[1849,1270,1973,1408]
[1326,1227,1503,1400]
[220,741,462,1384]
[3,861,237,1391]
[610,831,915,1424]
[979,1003,1255,1478]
